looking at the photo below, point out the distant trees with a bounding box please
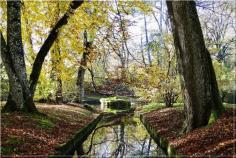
[197,2,236,103]
[1,0,83,112]
[166,1,224,132]
[198,2,235,63]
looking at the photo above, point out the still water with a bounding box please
[73,113,165,157]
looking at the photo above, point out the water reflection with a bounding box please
[74,114,165,157]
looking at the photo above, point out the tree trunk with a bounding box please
[144,14,152,65]
[76,31,92,103]
[51,3,63,104]
[1,1,37,113]
[147,137,152,156]
[29,0,83,97]
[51,45,63,104]
[166,1,223,132]
[2,1,83,112]
[56,77,63,104]
[77,67,86,103]
[140,36,147,67]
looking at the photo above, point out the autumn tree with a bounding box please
[50,2,64,104]
[166,1,224,132]
[29,1,83,97]
[76,30,93,103]
[1,0,83,112]
[1,1,37,112]
[198,2,236,63]
[197,2,236,103]
[143,14,152,65]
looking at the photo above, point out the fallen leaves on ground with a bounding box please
[143,108,235,157]
[1,103,96,157]
[144,107,184,141]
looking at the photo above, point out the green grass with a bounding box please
[139,101,234,128]
[36,118,55,129]
[208,112,217,125]
[1,147,14,155]
[2,136,22,154]
[223,103,236,109]
[1,118,13,126]
[2,112,55,130]
[25,113,55,130]
[105,108,129,114]
[142,102,184,113]
[142,102,164,112]
[5,136,22,145]
[208,103,235,125]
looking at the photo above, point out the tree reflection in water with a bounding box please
[74,114,165,157]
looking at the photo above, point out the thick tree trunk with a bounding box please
[2,1,83,112]
[1,1,37,113]
[166,1,223,132]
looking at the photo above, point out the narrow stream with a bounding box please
[73,112,166,157]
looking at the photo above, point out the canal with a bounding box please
[73,112,165,157]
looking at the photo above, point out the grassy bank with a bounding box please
[1,103,99,157]
[141,103,235,157]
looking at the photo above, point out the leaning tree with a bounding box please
[0,0,83,112]
[166,1,224,132]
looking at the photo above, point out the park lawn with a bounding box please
[142,104,235,157]
[0,103,98,157]
[139,102,184,113]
